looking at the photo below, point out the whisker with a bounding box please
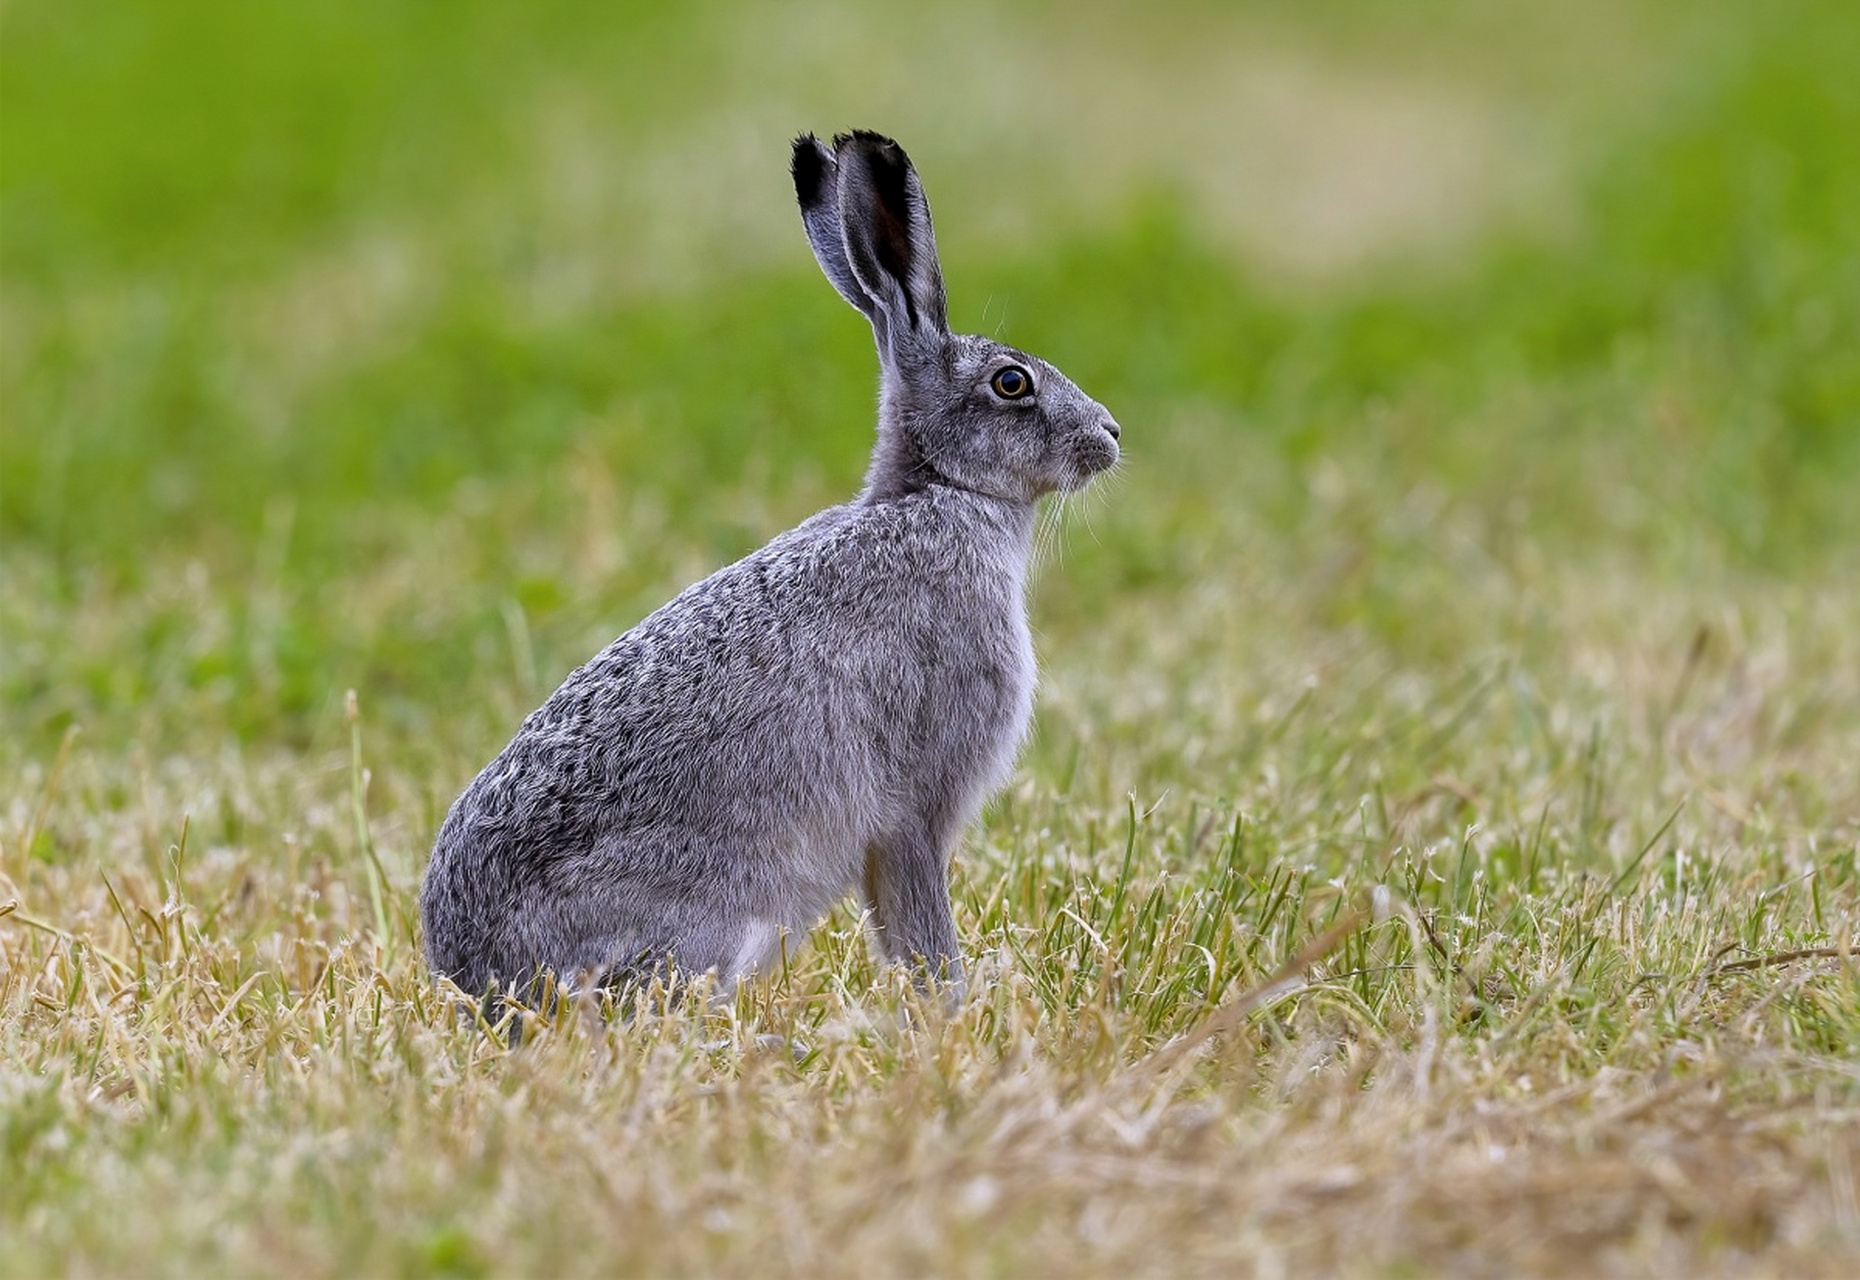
[1077,484,1105,548]
[1033,499,1057,574]
[1051,492,1075,566]
[1036,494,1066,575]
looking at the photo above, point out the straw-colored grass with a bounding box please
[6,521,1857,1276]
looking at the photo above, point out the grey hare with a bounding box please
[420,130,1120,1000]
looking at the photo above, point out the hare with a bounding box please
[419,131,1120,1001]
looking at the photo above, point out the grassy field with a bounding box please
[4,1,1858,1275]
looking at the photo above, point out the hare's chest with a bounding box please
[994,602,1037,742]
[946,588,1037,798]
[863,577,1030,790]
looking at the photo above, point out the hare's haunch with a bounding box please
[420,132,1121,999]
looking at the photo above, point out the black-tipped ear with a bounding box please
[833,131,948,346]
[792,133,885,340]
[791,132,831,208]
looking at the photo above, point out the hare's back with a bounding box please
[442,510,880,858]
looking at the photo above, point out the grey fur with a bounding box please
[420,130,1120,1000]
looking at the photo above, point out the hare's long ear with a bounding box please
[792,134,887,345]
[831,131,949,354]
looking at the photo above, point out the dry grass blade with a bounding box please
[4,907,136,978]
[1711,944,1857,975]
[1136,907,1369,1083]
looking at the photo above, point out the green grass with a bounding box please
[4,1,1858,1275]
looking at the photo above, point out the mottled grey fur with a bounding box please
[419,130,1120,1000]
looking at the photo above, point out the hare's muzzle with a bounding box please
[1062,418,1121,491]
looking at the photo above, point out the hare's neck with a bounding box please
[946,488,1038,588]
[866,483,1035,585]
[977,492,1036,562]
[860,425,1035,511]
[861,427,952,501]
[865,458,1034,522]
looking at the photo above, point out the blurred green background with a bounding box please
[3,0,1856,768]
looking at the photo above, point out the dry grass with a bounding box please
[5,534,1857,1277]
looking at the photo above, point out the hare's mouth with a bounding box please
[1059,444,1119,492]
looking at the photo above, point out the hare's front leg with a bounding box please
[862,829,964,1000]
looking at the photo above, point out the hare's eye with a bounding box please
[991,366,1033,400]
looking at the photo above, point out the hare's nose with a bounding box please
[1101,418,1121,442]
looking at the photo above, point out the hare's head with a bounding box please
[793,131,1120,504]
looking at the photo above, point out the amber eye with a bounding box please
[990,365,1034,400]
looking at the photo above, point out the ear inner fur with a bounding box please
[831,131,948,345]
[863,142,919,327]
